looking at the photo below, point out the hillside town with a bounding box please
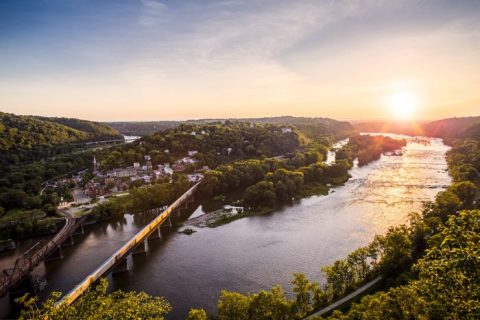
[44,151,208,207]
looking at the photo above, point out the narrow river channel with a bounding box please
[0,134,451,319]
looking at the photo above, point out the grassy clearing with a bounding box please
[1,209,46,222]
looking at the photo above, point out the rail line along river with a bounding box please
[0,134,451,319]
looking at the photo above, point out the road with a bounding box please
[304,276,383,319]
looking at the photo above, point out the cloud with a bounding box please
[139,0,168,26]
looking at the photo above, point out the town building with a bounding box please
[85,182,106,198]
[187,173,203,183]
[180,157,196,165]
[108,167,137,178]
[146,161,153,170]
[172,163,186,172]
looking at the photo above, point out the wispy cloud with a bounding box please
[139,0,168,26]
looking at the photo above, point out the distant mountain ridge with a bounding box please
[107,116,355,137]
[422,116,480,139]
[354,116,480,140]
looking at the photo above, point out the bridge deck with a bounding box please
[58,181,202,306]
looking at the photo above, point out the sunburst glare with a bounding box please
[387,91,419,121]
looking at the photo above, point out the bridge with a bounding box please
[0,215,87,298]
[81,139,125,146]
[57,181,202,306]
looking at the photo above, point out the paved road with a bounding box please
[73,188,90,204]
[304,276,383,319]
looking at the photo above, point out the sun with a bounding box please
[387,91,418,121]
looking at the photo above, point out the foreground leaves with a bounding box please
[17,278,171,320]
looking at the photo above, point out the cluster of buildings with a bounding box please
[81,151,207,199]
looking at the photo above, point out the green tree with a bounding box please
[244,181,277,208]
[291,273,313,318]
[217,291,250,320]
[16,278,171,320]
[347,286,429,320]
[414,210,480,318]
[375,226,413,275]
[187,308,208,320]
[448,181,477,208]
[0,189,28,209]
[248,287,291,320]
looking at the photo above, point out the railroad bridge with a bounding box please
[0,215,87,298]
[57,181,201,306]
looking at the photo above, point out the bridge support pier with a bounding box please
[162,216,173,228]
[132,242,147,255]
[73,225,85,236]
[112,258,129,275]
[45,246,63,262]
[148,228,161,241]
[9,276,35,300]
[61,236,74,247]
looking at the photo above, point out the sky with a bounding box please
[0,0,479,121]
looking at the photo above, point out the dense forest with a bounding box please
[0,112,121,166]
[106,117,355,139]
[34,117,122,140]
[336,135,407,167]
[0,151,95,240]
[99,122,303,171]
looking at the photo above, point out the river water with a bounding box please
[0,134,451,319]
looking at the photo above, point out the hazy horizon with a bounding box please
[0,110,456,124]
[1,0,479,121]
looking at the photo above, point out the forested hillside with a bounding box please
[0,113,87,151]
[422,116,480,139]
[99,121,302,171]
[245,116,355,139]
[106,116,355,138]
[106,121,179,136]
[354,116,480,140]
[0,112,121,165]
[35,116,121,140]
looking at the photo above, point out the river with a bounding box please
[0,134,451,319]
